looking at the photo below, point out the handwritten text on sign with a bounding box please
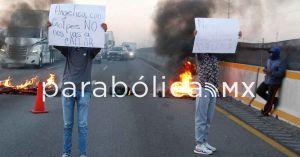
[193,18,240,54]
[48,4,106,48]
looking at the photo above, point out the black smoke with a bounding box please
[153,0,216,69]
[153,0,268,70]
[0,0,72,28]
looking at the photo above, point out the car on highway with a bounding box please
[122,42,137,60]
[125,51,135,60]
[107,46,129,61]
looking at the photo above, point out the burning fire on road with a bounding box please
[157,59,198,98]
[0,74,57,95]
[170,60,197,98]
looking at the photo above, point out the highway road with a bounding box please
[0,58,286,157]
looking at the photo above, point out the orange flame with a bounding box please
[0,74,56,90]
[0,77,13,88]
[16,76,38,89]
[45,74,56,89]
[170,60,197,97]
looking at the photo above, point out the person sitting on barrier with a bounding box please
[48,21,108,157]
[257,47,286,116]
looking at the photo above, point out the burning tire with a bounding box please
[109,85,131,96]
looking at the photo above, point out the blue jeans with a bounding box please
[62,90,91,156]
[195,88,216,144]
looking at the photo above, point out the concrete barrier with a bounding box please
[137,48,300,127]
[219,62,300,127]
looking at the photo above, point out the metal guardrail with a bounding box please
[225,39,300,71]
[138,39,300,71]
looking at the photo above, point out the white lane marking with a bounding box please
[139,60,166,75]
[47,65,61,70]
[103,65,108,71]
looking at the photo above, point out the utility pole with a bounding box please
[227,0,231,18]
[261,37,265,65]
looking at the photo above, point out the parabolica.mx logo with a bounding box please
[204,83,220,98]
[41,75,256,101]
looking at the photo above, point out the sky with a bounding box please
[76,0,300,45]
[0,0,300,47]
[75,0,159,47]
[231,0,300,43]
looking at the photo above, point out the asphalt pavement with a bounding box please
[0,59,286,157]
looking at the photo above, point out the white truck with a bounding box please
[97,31,115,60]
[0,10,56,68]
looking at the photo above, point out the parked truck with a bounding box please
[0,10,56,68]
[97,31,115,60]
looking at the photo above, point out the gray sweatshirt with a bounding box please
[55,46,100,91]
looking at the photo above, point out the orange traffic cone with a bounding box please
[31,81,48,114]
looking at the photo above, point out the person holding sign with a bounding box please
[193,22,242,155]
[193,48,219,155]
[48,21,107,157]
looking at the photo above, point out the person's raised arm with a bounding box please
[90,23,108,58]
[193,30,198,37]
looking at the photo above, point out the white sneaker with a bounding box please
[61,154,70,157]
[194,144,213,155]
[204,142,217,152]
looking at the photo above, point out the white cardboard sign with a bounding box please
[193,18,240,54]
[48,4,106,48]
